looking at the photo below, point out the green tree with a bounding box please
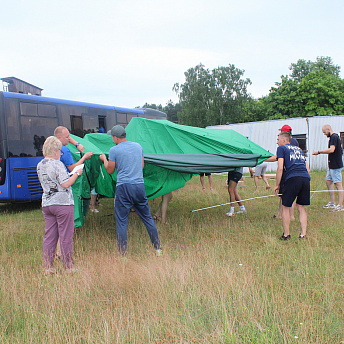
[264,70,344,119]
[164,100,181,123]
[241,97,269,122]
[289,56,340,82]
[173,63,251,127]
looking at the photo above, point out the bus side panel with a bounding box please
[9,157,43,201]
[0,160,12,201]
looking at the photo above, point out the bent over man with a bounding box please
[274,132,311,240]
[99,125,162,256]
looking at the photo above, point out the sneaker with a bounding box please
[226,210,235,217]
[44,268,57,275]
[323,202,336,209]
[236,209,247,214]
[155,249,163,256]
[280,234,291,241]
[332,204,344,212]
[90,208,99,213]
[299,235,306,239]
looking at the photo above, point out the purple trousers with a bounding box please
[42,205,75,269]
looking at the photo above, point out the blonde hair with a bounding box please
[43,136,62,157]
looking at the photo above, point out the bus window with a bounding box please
[59,104,87,132]
[106,109,116,129]
[71,115,83,137]
[38,104,57,117]
[116,112,127,125]
[20,102,38,116]
[82,113,97,135]
[6,99,21,157]
[21,116,58,156]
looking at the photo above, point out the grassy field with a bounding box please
[0,171,344,343]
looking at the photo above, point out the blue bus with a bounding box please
[0,91,166,202]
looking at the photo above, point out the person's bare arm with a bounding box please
[66,152,93,172]
[68,136,85,153]
[100,153,116,175]
[312,145,335,155]
[61,169,83,188]
[306,161,310,174]
[274,158,284,196]
[265,155,277,162]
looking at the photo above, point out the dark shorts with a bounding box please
[200,173,211,177]
[282,177,310,207]
[227,171,243,184]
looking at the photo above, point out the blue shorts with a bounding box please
[282,177,310,207]
[326,168,343,184]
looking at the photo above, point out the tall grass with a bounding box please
[0,172,343,343]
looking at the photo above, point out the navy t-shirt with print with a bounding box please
[328,133,343,169]
[276,144,310,181]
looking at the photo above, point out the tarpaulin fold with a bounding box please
[143,153,262,173]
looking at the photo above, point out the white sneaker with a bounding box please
[323,202,336,209]
[332,205,344,212]
[226,210,235,217]
[236,209,247,214]
[90,208,99,213]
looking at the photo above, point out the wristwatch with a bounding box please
[76,142,80,147]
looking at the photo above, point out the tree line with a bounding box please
[138,56,344,127]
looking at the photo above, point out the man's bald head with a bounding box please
[322,124,333,138]
[54,126,70,146]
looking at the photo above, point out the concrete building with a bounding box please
[208,116,344,171]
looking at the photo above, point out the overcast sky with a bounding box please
[1,0,343,109]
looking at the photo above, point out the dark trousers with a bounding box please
[115,183,161,254]
[42,205,75,269]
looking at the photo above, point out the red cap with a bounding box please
[279,124,292,132]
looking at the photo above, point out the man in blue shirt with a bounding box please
[54,126,93,173]
[312,124,343,212]
[274,131,310,240]
[99,125,162,256]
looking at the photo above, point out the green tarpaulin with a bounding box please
[67,118,272,227]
